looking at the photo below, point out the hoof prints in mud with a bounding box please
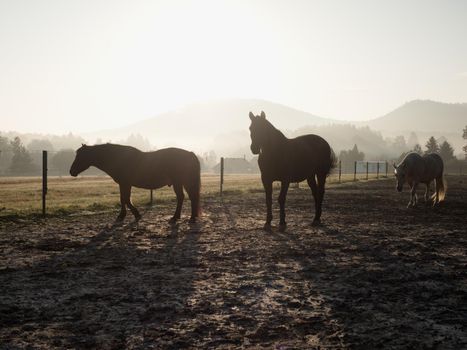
[0,177,466,349]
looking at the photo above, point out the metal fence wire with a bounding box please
[0,151,465,216]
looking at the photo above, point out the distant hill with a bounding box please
[80,98,466,157]
[84,99,338,152]
[365,100,467,133]
[5,98,463,159]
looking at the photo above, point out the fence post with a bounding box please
[354,161,357,181]
[366,161,369,180]
[385,161,388,177]
[42,150,47,216]
[338,160,342,183]
[220,157,224,197]
[376,162,380,179]
[150,189,153,205]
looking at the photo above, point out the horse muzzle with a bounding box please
[250,144,260,155]
[396,185,402,192]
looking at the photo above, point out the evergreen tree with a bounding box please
[463,125,467,159]
[339,144,365,163]
[9,137,36,175]
[407,132,419,148]
[424,136,439,154]
[412,144,422,154]
[439,141,455,161]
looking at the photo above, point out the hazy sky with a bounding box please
[0,0,466,133]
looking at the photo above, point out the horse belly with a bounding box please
[132,174,172,190]
[259,154,314,182]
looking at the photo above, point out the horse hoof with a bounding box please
[134,215,142,222]
[278,223,287,232]
[115,216,125,222]
[189,217,197,224]
[168,217,178,224]
[311,219,321,227]
[263,223,272,232]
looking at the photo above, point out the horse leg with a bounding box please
[278,181,290,228]
[407,181,413,207]
[262,177,273,230]
[185,184,199,223]
[119,184,141,221]
[408,182,418,208]
[433,177,441,206]
[424,182,431,204]
[307,175,319,224]
[170,183,184,224]
[116,184,127,221]
[314,172,327,225]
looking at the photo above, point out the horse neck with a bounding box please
[261,125,287,153]
[90,147,118,175]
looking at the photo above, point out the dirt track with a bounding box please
[1,177,466,349]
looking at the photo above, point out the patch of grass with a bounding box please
[0,173,388,219]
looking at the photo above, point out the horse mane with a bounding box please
[87,143,142,154]
[399,152,421,167]
[261,118,287,141]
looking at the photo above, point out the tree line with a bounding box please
[339,128,466,167]
[1,126,466,176]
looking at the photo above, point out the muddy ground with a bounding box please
[1,177,466,349]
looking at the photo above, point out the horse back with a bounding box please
[404,152,443,183]
[120,147,199,189]
[423,153,444,177]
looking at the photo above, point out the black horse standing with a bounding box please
[249,111,335,228]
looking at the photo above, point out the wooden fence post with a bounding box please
[366,161,369,180]
[338,160,342,183]
[376,162,380,179]
[42,150,47,216]
[220,157,224,197]
[385,161,388,177]
[150,189,153,205]
[354,161,357,181]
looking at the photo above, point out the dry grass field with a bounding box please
[0,173,364,218]
[0,175,466,349]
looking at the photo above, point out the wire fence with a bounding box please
[0,151,465,217]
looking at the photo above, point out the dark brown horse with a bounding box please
[249,111,335,229]
[70,144,200,223]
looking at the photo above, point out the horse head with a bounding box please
[70,144,93,176]
[248,111,268,155]
[393,162,405,192]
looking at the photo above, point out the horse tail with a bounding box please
[326,147,337,176]
[431,174,447,203]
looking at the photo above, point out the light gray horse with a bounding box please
[394,152,446,207]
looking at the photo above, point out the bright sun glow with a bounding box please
[0,0,466,133]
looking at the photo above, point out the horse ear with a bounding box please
[81,143,87,147]
[249,112,255,120]
[260,111,266,119]
[392,162,397,169]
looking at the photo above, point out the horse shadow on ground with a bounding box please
[266,196,467,349]
[0,213,203,349]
